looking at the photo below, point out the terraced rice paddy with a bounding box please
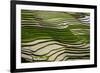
[21,10,90,63]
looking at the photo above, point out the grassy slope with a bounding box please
[21,10,90,43]
[21,26,79,44]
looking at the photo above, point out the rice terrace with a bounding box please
[21,10,90,63]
